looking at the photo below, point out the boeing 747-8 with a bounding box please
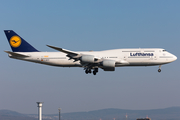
[4,30,177,75]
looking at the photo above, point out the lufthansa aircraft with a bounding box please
[4,30,177,75]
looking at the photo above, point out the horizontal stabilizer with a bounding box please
[4,51,30,57]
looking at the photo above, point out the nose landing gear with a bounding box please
[158,69,161,72]
[158,65,162,73]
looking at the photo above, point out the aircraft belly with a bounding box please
[125,57,163,66]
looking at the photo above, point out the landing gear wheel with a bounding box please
[85,70,88,74]
[85,68,92,74]
[93,71,96,75]
[84,68,98,75]
[94,68,98,72]
[88,69,91,73]
[158,69,161,73]
[93,68,98,75]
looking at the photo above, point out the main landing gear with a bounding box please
[85,68,98,75]
[158,65,162,73]
[85,68,91,74]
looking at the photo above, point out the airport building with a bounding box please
[136,118,151,120]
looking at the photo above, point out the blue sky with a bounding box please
[0,0,180,114]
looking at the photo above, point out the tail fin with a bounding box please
[4,30,39,52]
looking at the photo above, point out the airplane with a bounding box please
[4,30,177,75]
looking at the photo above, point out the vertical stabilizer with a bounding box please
[4,30,39,52]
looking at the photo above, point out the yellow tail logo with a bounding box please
[10,36,21,48]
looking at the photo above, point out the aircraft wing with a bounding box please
[4,51,30,57]
[47,45,101,62]
[47,45,79,56]
[47,45,82,61]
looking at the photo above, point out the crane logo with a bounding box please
[10,36,21,48]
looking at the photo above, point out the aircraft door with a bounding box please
[123,53,127,61]
[152,50,158,60]
[153,53,157,60]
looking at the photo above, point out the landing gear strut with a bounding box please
[158,65,162,73]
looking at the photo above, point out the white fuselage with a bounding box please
[9,48,177,68]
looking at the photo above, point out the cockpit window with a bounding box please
[163,49,167,52]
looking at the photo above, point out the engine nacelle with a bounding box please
[102,60,115,71]
[81,55,95,63]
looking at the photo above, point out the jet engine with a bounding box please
[102,60,115,71]
[81,55,95,63]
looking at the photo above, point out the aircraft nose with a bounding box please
[173,55,177,61]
